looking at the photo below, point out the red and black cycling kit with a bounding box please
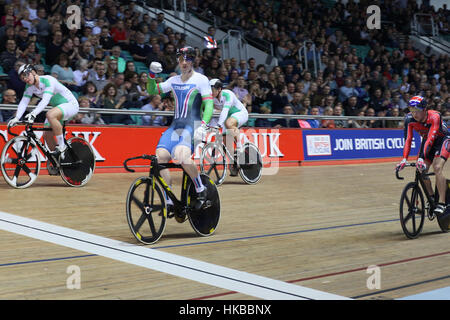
[403,110,450,161]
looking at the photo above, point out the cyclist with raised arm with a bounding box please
[146,46,214,209]
[209,78,248,154]
[396,95,450,215]
[7,64,79,160]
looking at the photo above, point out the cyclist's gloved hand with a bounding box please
[149,62,163,78]
[416,158,426,172]
[24,112,36,124]
[7,117,19,128]
[396,158,407,171]
[194,120,208,142]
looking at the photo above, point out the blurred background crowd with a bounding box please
[0,0,448,129]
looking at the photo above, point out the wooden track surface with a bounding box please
[0,162,449,300]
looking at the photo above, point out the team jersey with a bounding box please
[147,71,213,128]
[213,89,247,128]
[16,75,77,119]
[403,110,450,159]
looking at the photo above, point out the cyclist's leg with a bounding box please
[225,111,247,152]
[155,127,178,200]
[173,128,207,208]
[47,101,79,152]
[44,107,64,151]
[224,117,240,152]
[156,147,173,187]
[433,138,450,205]
[419,140,434,196]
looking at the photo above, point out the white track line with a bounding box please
[0,211,350,300]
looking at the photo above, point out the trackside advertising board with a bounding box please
[0,125,302,171]
[302,129,421,161]
[0,124,418,170]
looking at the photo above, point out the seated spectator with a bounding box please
[142,94,165,126]
[232,76,250,103]
[129,31,152,63]
[321,106,336,128]
[35,7,50,44]
[270,84,290,114]
[99,83,130,124]
[338,78,358,102]
[78,40,95,68]
[160,43,177,73]
[255,104,272,128]
[333,103,348,128]
[109,46,126,73]
[45,31,63,66]
[137,72,150,102]
[347,110,369,128]
[0,39,19,74]
[99,26,115,52]
[73,59,90,88]
[7,60,26,97]
[88,61,109,92]
[0,25,16,52]
[272,105,298,128]
[34,64,44,76]
[1,5,17,27]
[76,96,105,125]
[205,57,221,79]
[19,40,41,65]
[344,95,365,116]
[110,20,129,47]
[81,81,101,107]
[105,56,119,79]
[385,107,402,128]
[51,53,78,91]
[306,106,321,128]
[1,88,17,121]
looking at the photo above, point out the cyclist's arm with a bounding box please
[32,92,53,116]
[15,86,34,119]
[403,120,414,160]
[146,76,169,96]
[423,113,441,158]
[201,95,213,124]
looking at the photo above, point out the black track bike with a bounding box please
[1,122,95,188]
[124,154,221,245]
[396,162,450,239]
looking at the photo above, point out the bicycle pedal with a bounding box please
[175,214,187,223]
[202,200,212,209]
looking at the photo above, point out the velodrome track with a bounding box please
[0,163,449,300]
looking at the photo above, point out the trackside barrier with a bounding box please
[0,125,420,173]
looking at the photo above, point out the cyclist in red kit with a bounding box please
[396,96,450,216]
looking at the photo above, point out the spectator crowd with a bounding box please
[0,0,448,129]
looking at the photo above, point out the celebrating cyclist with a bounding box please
[146,46,213,209]
[396,95,450,215]
[209,79,248,154]
[7,64,79,159]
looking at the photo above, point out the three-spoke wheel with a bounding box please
[126,176,167,245]
[399,182,426,239]
[0,136,41,188]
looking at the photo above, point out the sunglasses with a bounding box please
[409,106,424,112]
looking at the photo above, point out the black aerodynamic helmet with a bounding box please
[209,78,223,89]
[176,46,196,61]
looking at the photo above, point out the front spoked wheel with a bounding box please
[200,142,227,186]
[0,136,41,188]
[126,177,167,244]
[399,182,425,239]
[60,137,96,187]
[186,174,220,237]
